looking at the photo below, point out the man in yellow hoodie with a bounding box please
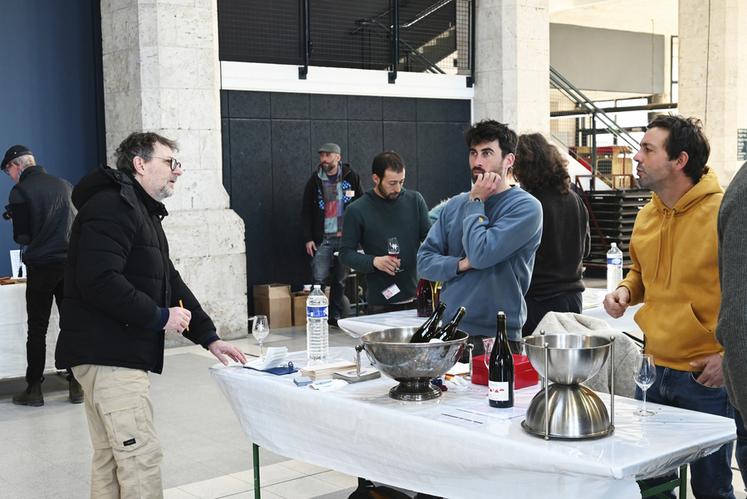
[604,115,735,499]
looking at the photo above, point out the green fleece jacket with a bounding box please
[339,189,430,305]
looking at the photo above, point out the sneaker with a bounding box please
[68,377,84,404]
[12,381,44,407]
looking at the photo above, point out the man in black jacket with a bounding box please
[55,132,246,497]
[301,143,362,324]
[2,144,80,406]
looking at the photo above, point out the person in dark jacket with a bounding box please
[301,143,362,324]
[2,144,80,406]
[55,132,246,498]
[511,133,590,336]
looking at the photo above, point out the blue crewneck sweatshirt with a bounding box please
[417,188,542,340]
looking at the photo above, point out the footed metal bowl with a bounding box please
[522,384,613,440]
[523,334,612,385]
[360,327,467,401]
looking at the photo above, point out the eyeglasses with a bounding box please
[152,156,182,172]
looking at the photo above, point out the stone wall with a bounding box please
[100,0,248,344]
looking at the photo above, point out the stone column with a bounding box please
[472,0,550,134]
[101,0,247,342]
[678,0,743,183]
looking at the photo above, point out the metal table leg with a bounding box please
[253,443,261,499]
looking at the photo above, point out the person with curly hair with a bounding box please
[512,133,590,336]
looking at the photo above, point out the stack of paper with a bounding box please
[244,347,288,370]
[300,360,356,380]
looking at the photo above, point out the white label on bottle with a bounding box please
[488,381,509,402]
[382,284,400,300]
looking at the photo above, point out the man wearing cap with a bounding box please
[301,143,362,325]
[2,145,80,406]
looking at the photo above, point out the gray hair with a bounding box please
[9,154,36,171]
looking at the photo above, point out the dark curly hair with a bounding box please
[512,133,571,194]
[464,120,517,157]
[115,132,178,174]
[646,115,710,184]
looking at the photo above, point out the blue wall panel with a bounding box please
[0,0,104,276]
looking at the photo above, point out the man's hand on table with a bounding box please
[690,353,724,388]
[603,286,630,318]
[208,339,248,366]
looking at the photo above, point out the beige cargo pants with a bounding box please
[72,365,163,499]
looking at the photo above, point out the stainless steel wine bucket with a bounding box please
[360,327,467,401]
[521,333,616,440]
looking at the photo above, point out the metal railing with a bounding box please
[550,65,643,189]
[294,0,472,83]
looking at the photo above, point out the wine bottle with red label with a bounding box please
[488,311,514,408]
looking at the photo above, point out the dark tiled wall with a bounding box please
[222,91,471,302]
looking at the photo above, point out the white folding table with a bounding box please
[212,347,735,499]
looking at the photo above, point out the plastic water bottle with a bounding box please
[306,285,329,364]
[607,242,624,292]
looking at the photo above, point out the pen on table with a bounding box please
[178,299,190,332]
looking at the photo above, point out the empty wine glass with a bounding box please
[251,315,270,358]
[482,337,495,371]
[633,353,657,416]
[387,237,403,272]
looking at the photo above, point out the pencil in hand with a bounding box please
[178,299,190,332]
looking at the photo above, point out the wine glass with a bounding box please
[633,353,657,416]
[251,315,270,358]
[387,237,403,272]
[482,337,495,371]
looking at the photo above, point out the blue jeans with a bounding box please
[636,366,735,499]
[310,236,349,320]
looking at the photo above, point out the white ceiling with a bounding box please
[550,0,678,36]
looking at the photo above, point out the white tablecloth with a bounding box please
[339,288,644,338]
[0,283,60,379]
[211,348,735,499]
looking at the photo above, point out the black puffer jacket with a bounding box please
[6,165,75,267]
[55,167,218,374]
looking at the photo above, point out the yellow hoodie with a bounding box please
[620,168,723,371]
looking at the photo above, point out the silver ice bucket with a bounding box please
[360,327,467,401]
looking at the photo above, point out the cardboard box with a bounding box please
[253,283,292,328]
[292,291,309,326]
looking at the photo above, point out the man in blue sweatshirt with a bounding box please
[417,120,542,352]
